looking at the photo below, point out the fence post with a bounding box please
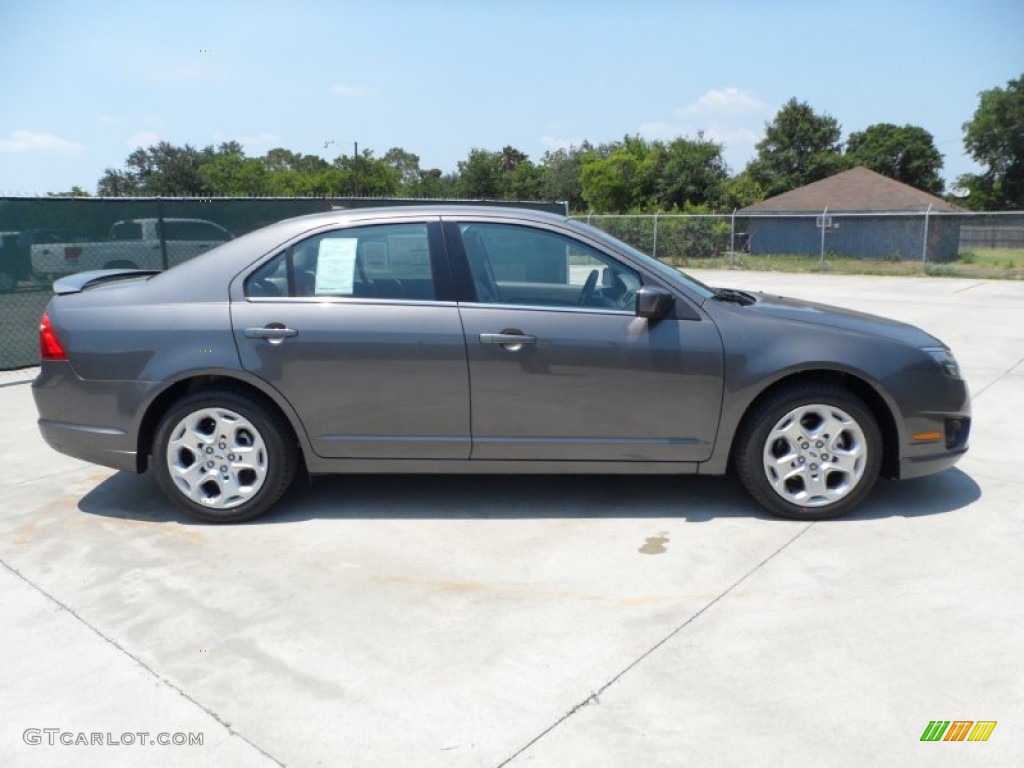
[920,204,932,271]
[730,208,737,264]
[652,212,659,260]
[157,197,169,270]
[819,206,828,270]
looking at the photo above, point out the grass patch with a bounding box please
[665,248,1024,280]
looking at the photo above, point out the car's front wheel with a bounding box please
[153,389,297,523]
[735,383,882,520]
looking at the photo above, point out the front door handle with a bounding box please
[480,331,535,352]
[245,324,298,343]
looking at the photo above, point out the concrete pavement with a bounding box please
[1,271,1021,767]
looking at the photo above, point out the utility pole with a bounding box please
[353,141,359,197]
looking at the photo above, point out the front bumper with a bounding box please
[898,411,971,480]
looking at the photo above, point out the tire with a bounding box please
[734,383,882,520]
[153,389,297,523]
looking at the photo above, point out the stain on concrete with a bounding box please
[638,531,669,555]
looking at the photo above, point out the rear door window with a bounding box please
[246,223,436,301]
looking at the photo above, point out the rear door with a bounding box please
[231,218,471,459]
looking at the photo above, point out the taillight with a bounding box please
[39,312,67,360]
[64,246,81,261]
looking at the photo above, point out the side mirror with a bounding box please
[635,286,675,320]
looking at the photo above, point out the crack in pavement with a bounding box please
[971,358,1024,399]
[0,557,285,767]
[497,521,816,766]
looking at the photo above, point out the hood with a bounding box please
[745,292,940,347]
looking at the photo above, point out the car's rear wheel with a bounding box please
[735,383,882,520]
[153,389,297,523]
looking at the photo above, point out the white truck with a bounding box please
[31,218,233,280]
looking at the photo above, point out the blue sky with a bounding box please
[1,0,1021,196]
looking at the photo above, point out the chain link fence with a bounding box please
[577,211,1024,273]
[0,196,565,371]
[3,201,1021,370]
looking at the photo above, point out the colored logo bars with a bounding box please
[920,721,997,742]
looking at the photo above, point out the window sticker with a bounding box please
[314,238,357,295]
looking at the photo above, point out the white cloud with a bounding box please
[0,130,83,154]
[126,131,161,148]
[540,135,585,151]
[330,84,373,98]
[677,87,766,118]
[239,132,282,149]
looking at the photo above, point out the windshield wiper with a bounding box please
[711,287,756,306]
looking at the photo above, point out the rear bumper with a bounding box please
[37,418,138,472]
[32,361,148,473]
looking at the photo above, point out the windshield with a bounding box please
[566,219,717,300]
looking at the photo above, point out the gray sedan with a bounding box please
[33,206,970,522]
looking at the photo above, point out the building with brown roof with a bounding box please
[738,166,961,261]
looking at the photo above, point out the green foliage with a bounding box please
[959,74,1024,210]
[98,141,219,196]
[845,123,944,193]
[199,152,271,196]
[657,135,729,211]
[746,98,848,197]
[579,134,728,213]
[46,186,91,197]
[580,145,647,212]
[538,144,590,210]
[722,172,765,210]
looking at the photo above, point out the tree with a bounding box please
[958,74,1024,210]
[98,141,217,196]
[722,172,765,210]
[580,146,645,212]
[261,147,329,176]
[656,134,729,210]
[456,148,501,198]
[46,186,91,197]
[578,134,729,213]
[454,146,540,200]
[747,98,848,197]
[539,144,590,211]
[199,153,270,196]
[382,147,424,192]
[259,148,329,195]
[845,123,944,193]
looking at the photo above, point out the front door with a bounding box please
[452,221,723,463]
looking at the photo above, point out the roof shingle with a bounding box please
[739,166,960,213]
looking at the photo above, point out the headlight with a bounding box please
[923,347,962,379]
